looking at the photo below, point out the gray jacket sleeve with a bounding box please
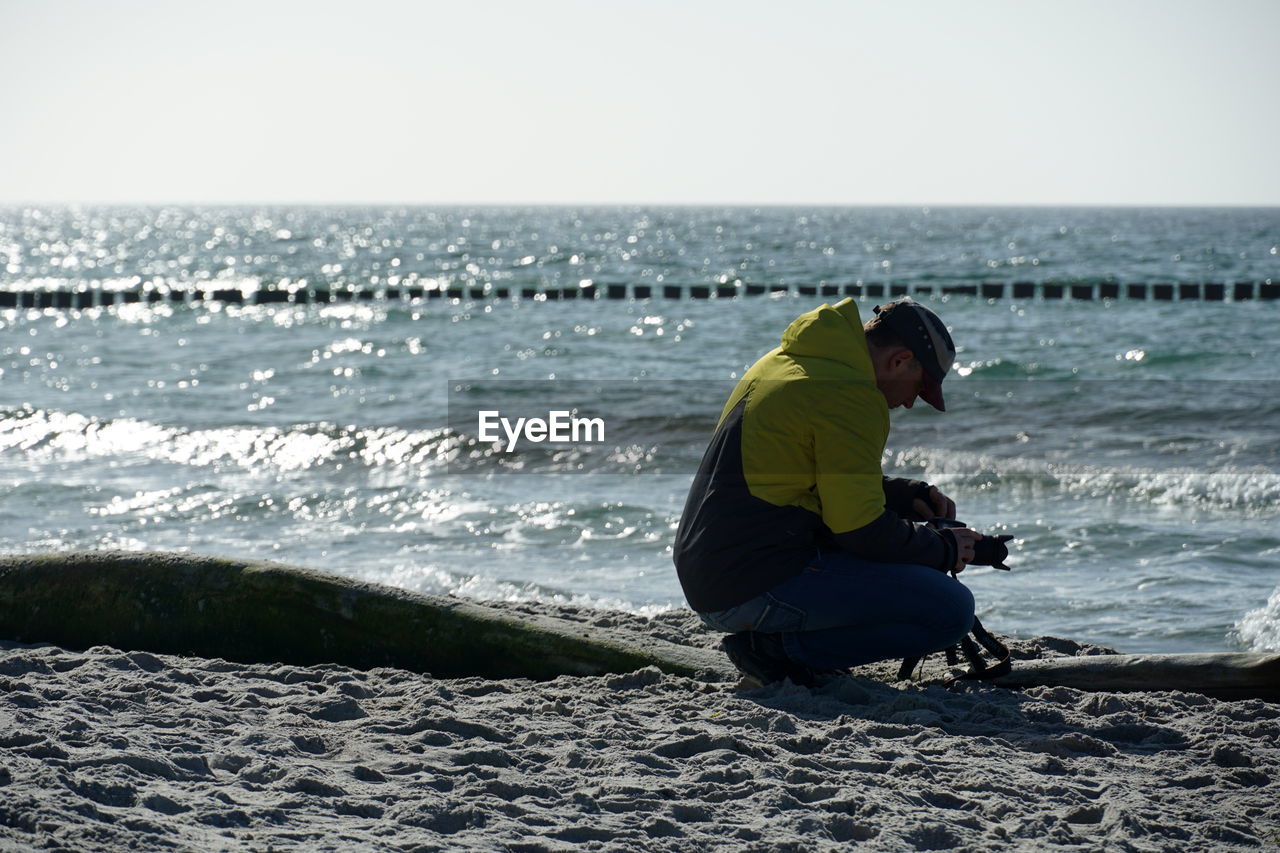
[832,509,957,573]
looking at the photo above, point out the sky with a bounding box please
[2,0,1277,206]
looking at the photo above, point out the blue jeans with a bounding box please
[698,550,976,670]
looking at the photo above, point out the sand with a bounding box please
[2,604,1277,852]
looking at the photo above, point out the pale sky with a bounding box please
[2,0,1277,206]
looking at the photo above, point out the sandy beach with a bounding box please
[2,603,1277,852]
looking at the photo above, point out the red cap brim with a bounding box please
[920,372,946,412]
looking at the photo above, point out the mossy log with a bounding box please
[990,652,1280,701]
[5,551,1276,698]
[0,551,732,681]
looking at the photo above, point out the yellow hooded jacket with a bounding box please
[673,298,951,613]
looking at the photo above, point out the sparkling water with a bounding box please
[2,206,1278,654]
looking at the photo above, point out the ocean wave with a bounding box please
[361,561,678,617]
[945,378,1280,420]
[0,407,461,474]
[1233,586,1280,652]
[0,405,712,481]
[889,446,1280,514]
[952,359,1061,379]
[7,405,1279,497]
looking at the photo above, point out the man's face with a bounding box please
[876,350,925,409]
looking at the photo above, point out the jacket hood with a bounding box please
[779,298,874,373]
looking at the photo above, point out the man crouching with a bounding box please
[674,298,984,686]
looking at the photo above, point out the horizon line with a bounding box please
[2,200,1279,210]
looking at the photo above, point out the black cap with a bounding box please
[872,299,956,411]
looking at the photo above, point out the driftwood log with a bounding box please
[989,652,1280,701]
[2,551,1277,699]
[0,551,731,681]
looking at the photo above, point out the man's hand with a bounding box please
[912,486,956,521]
[944,526,981,573]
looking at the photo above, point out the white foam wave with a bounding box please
[0,408,459,474]
[364,562,677,617]
[890,447,1280,513]
[1234,587,1280,653]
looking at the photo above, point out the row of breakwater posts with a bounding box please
[1,280,1278,309]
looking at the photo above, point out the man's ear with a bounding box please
[889,348,916,371]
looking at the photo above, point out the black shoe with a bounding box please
[723,631,815,687]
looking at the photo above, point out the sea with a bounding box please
[2,205,1278,656]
